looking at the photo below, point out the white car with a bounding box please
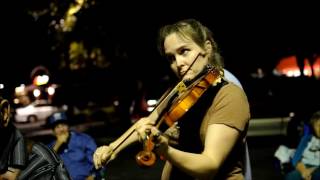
[14,100,67,123]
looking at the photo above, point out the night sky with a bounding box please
[2,2,320,87]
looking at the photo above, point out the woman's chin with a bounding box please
[182,74,196,82]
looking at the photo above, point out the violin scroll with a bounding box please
[135,149,156,167]
[135,134,157,167]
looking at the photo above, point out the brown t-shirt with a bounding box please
[200,82,250,140]
[200,82,250,180]
[166,82,250,180]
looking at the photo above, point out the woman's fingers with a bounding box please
[136,124,151,142]
[93,146,113,169]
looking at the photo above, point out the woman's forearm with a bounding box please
[109,116,153,155]
[164,146,218,179]
[109,126,139,154]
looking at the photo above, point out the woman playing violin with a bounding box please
[93,18,250,180]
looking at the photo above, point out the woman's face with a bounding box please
[164,33,209,81]
[313,119,320,138]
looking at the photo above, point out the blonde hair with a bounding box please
[157,19,224,71]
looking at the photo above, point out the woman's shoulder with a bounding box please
[218,82,248,100]
[223,81,243,90]
[208,82,250,131]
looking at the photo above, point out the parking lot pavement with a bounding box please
[22,121,287,180]
[94,136,285,180]
[101,144,164,180]
[247,136,285,180]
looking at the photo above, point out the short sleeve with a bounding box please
[207,83,250,131]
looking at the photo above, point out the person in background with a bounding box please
[0,96,27,180]
[94,19,250,179]
[286,110,320,180]
[47,111,97,180]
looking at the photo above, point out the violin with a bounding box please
[135,64,222,167]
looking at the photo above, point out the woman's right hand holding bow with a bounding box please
[93,144,115,169]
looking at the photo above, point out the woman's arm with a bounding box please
[161,124,240,179]
[161,161,172,180]
[93,117,154,169]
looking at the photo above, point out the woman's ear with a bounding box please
[204,40,213,55]
[0,99,11,127]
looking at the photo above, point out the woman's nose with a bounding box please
[175,56,185,68]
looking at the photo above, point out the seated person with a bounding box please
[47,112,97,180]
[285,110,320,180]
[0,97,27,180]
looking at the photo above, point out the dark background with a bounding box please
[2,2,319,119]
[3,2,320,81]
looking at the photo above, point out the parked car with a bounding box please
[14,100,67,123]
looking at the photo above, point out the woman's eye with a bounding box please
[179,49,189,55]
